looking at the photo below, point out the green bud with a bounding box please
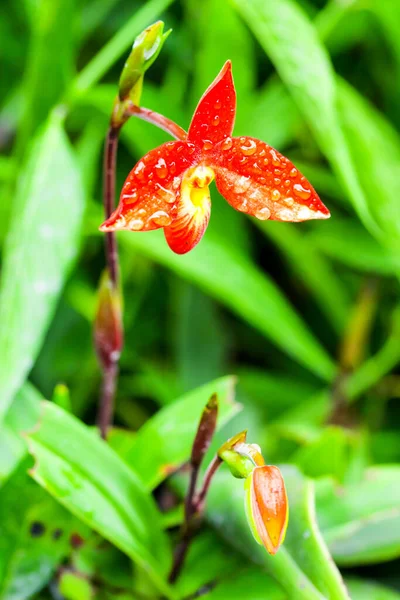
[118,21,171,103]
[219,448,255,479]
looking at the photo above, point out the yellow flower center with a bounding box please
[181,165,215,209]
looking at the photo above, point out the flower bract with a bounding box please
[100,61,330,254]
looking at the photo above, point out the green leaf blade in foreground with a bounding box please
[125,376,240,489]
[122,229,335,381]
[0,113,85,422]
[26,402,174,599]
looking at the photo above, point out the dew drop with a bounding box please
[137,208,146,216]
[172,177,181,191]
[284,197,294,207]
[155,158,168,179]
[270,148,281,166]
[255,207,271,220]
[130,219,144,231]
[214,99,222,109]
[240,139,257,156]
[202,140,213,152]
[233,175,251,194]
[274,178,281,185]
[272,189,281,201]
[284,179,291,187]
[221,137,233,151]
[293,183,311,200]
[262,157,269,166]
[212,115,220,126]
[290,167,298,178]
[134,161,146,178]
[149,210,172,226]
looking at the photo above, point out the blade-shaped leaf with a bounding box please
[0,459,81,600]
[26,402,174,599]
[1,383,41,484]
[121,227,335,381]
[0,113,85,422]
[345,577,400,600]
[317,466,400,565]
[124,376,240,489]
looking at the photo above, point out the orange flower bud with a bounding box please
[244,465,288,555]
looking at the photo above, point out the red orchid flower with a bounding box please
[100,61,330,254]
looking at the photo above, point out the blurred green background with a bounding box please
[1,0,400,598]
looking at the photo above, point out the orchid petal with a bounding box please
[100,141,199,232]
[187,61,236,148]
[212,137,330,222]
[163,186,211,254]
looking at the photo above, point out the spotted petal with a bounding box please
[164,166,212,254]
[100,141,199,232]
[187,61,236,147]
[212,137,330,222]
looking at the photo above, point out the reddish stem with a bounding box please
[126,104,187,141]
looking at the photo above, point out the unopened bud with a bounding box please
[118,21,171,103]
[244,465,288,555]
[191,394,218,468]
[94,269,123,369]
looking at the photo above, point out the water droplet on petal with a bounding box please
[155,158,168,179]
[172,177,181,191]
[272,189,281,201]
[293,183,311,200]
[290,168,298,178]
[262,157,269,167]
[234,176,251,194]
[137,208,146,216]
[240,139,257,156]
[255,207,271,220]
[214,99,222,109]
[212,115,220,126]
[221,137,233,151]
[270,149,281,166]
[274,178,281,185]
[284,179,291,187]
[284,197,294,207]
[130,219,144,231]
[202,140,213,152]
[149,210,172,226]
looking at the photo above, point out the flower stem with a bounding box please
[126,104,187,141]
[168,455,222,584]
[96,124,122,439]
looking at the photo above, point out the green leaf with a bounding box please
[206,466,349,600]
[0,113,85,423]
[190,0,255,102]
[256,221,350,333]
[26,402,174,599]
[232,0,380,240]
[124,376,240,489]
[0,459,81,600]
[203,567,286,600]
[338,80,400,255]
[1,383,41,484]
[121,227,335,381]
[292,427,351,481]
[308,219,400,275]
[345,577,400,600]
[317,466,400,565]
[16,0,76,152]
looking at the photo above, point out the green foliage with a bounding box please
[1,0,400,597]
